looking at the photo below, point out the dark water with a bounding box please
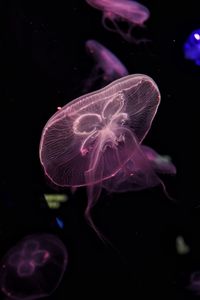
[1,0,199,299]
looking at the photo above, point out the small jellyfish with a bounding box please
[0,234,68,300]
[39,74,160,238]
[84,39,128,92]
[102,145,176,193]
[183,29,200,65]
[86,0,150,43]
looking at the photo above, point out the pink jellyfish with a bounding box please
[103,145,176,193]
[39,74,160,238]
[86,0,150,43]
[0,234,68,300]
[84,39,128,92]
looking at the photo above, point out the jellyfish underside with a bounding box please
[86,0,150,43]
[102,144,176,193]
[188,272,200,295]
[102,12,149,44]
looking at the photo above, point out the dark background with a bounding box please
[1,0,200,299]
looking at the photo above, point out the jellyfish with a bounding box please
[86,0,150,43]
[39,74,161,238]
[183,29,200,65]
[188,272,200,295]
[84,39,128,92]
[102,145,176,193]
[0,234,68,300]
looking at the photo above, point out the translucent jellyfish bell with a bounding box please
[0,234,68,300]
[39,74,160,237]
[86,0,150,43]
[84,39,128,91]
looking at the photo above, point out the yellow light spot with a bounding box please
[44,194,68,209]
[176,236,190,255]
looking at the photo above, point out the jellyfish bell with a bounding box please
[39,74,160,188]
[86,0,150,43]
[84,39,128,92]
[85,39,128,90]
[39,74,160,239]
[0,234,68,300]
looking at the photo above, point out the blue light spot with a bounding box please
[183,28,200,65]
[55,217,64,229]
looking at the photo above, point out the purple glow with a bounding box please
[189,272,200,295]
[0,234,68,300]
[141,145,176,175]
[103,145,176,193]
[86,0,150,43]
[39,74,160,237]
[84,39,128,91]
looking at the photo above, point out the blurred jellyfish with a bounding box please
[86,0,150,43]
[103,145,176,193]
[39,74,162,238]
[189,272,200,295]
[0,234,68,300]
[183,29,200,65]
[84,39,128,92]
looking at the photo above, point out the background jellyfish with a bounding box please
[86,0,150,43]
[102,145,176,193]
[183,29,200,65]
[83,39,128,92]
[188,271,200,295]
[39,74,160,238]
[0,234,68,300]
